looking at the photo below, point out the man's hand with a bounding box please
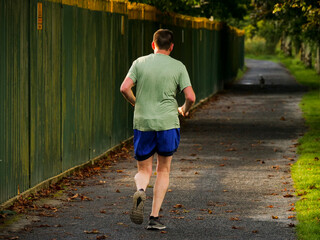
[178,105,189,117]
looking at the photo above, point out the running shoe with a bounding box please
[130,190,146,224]
[146,216,166,230]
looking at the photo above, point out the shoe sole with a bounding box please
[146,225,166,230]
[130,191,146,224]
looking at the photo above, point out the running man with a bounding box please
[120,29,196,230]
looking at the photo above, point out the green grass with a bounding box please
[247,53,320,240]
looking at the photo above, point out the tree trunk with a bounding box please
[316,44,320,74]
[284,36,292,57]
[300,43,305,62]
[304,44,312,68]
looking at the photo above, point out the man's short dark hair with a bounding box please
[153,29,174,50]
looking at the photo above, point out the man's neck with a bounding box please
[154,49,170,56]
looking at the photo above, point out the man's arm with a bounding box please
[120,77,136,106]
[178,86,196,117]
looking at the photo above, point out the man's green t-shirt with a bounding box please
[126,53,192,131]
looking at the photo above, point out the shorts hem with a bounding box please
[157,149,177,157]
[135,150,156,161]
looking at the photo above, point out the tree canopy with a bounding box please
[129,0,251,27]
[130,0,320,45]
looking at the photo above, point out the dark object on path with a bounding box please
[259,74,265,88]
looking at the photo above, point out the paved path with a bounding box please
[1,59,307,239]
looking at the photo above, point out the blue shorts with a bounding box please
[133,128,180,161]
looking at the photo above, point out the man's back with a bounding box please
[127,53,191,131]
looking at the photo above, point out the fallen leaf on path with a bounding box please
[116,170,123,173]
[252,230,258,233]
[280,116,286,121]
[96,235,109,239]
[267,205,274,208]
[80,195,92,201]
[70,193,79,199]
[173,204,184,208]
[37,224,50,227]
[117,222,128,226]
[196,217,204,220]
[226,148,236,151]
[161,231,167,234]
[220,164,225,167]
[169,209,180,214]
[100,210,106,214]
[288,216,295,219]
[230,217,240,221]
[272,216,279,219]
[116,189,121,193]
[225,210,233,213]
[208,209,213,214]
[172,216,185,219]
[84,229,100,234]
[232,226,240,229]
[283,194,294,198]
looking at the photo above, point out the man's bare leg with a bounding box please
[130,155,153,224]
[150,155,172,217]
[134,155,153,191]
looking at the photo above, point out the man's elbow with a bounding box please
[120,84,127,94]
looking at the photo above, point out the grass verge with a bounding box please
[247,54,320,240]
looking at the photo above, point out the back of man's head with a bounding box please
[153,29,174,50]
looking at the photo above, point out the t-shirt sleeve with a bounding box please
[179,65,192,92]
[125,60,138,84]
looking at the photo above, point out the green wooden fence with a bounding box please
[0,0,244,205]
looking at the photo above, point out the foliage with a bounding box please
[200,0,251,22]
[250,0,319,45]
[244,36,267,55]
[129,0,252,27]
[129,0,202,16]
[273,0,320,41]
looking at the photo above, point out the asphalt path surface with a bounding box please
[0,59,307,239]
